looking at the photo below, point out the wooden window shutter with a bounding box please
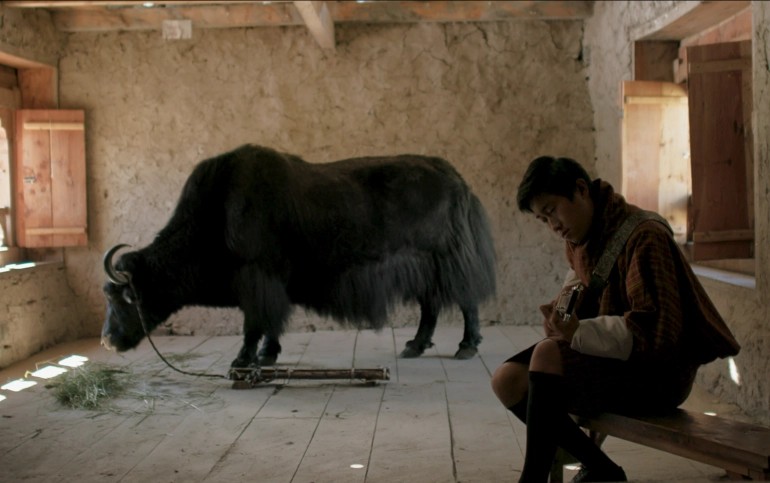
[14,109,87,248]
[621,80,690,244]
[687,40,753,261]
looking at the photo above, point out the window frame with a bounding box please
[625,5,754,278]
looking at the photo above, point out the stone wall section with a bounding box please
[0,7,62,65]
[57,20,592,336]
[0,264,84,368]
[0,6,84,367]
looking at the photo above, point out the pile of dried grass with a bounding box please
[49,364,132,410]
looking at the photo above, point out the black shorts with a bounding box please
[506,339,698,415]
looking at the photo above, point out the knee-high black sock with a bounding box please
[555,413,617,471]
[508,399,527,424]
[508,383,619,474]
[518,371,564,483]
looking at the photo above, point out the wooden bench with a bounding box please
[550,408,770,481]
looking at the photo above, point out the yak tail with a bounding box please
[434,191,497,309]
[464,193,497,301]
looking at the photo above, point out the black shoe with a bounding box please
[570,464,627,483]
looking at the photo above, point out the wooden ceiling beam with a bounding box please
[333,1,593,23]
[294,1,335,50]
[49,3,304,32]
[5,1,593,33]
[638,0,750,41]
[4,1,279,6]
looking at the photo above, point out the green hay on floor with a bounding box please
[48,363,132,410]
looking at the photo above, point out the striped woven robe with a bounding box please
[510,180,740,414]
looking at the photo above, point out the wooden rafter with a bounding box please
[3,1,593,33]
[294,1,335,50]
[4,1,268,6]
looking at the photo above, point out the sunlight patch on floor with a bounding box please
[0,354,90,403]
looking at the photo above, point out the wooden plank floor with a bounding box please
[0,325,741,482]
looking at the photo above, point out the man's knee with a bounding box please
[491,361,528,407]
[530,338,564,375]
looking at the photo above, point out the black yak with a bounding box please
[101,144,496,372]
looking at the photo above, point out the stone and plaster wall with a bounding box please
[584,1,770,423]
[0,7,87,367]
[0,9,593,363]
[57,20,591,336]
[0,264,85,368]
[0,7,61,66]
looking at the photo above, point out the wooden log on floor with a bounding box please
[229,367,391,388]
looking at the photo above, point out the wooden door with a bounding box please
[14,109,87,247]
[687,40,752,261]
[621,80,690,243]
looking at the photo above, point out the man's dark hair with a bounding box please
[516,156,592,213]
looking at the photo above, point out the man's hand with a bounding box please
[540,302,579,342]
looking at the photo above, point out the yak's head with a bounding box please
[101,244,164,352]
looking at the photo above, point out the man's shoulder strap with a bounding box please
[588,210,671,293]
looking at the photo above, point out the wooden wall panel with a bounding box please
[50,111,87,247]
[622,81,690,242]
[14,110,86,247]
[687,40,752,260]
[18,68,57,109]
[15,110,52,247]
[634,41,679,82]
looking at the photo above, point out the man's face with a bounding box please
[529,180,594,244]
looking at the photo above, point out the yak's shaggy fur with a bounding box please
[102,144,496,368]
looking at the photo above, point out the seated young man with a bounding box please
[491,156,740,483]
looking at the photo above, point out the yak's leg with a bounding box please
[231,270,291,372]
[229,323,262,378]
[455,305,482,360]
[400,299,439,358]
[257,335,282,366]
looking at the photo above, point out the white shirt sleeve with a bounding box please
[561,268,580,288]
[571,315,633,360]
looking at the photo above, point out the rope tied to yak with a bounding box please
[126,278,390,388]
[129,277,227,380]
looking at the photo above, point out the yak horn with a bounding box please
[103,244,132,285]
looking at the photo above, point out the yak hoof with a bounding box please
[400,340,434,358]
[230,357,258,368]
[399,346,424,358]
[228,357,261,380]
[258,354,278,366]
[454,346,478,360]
